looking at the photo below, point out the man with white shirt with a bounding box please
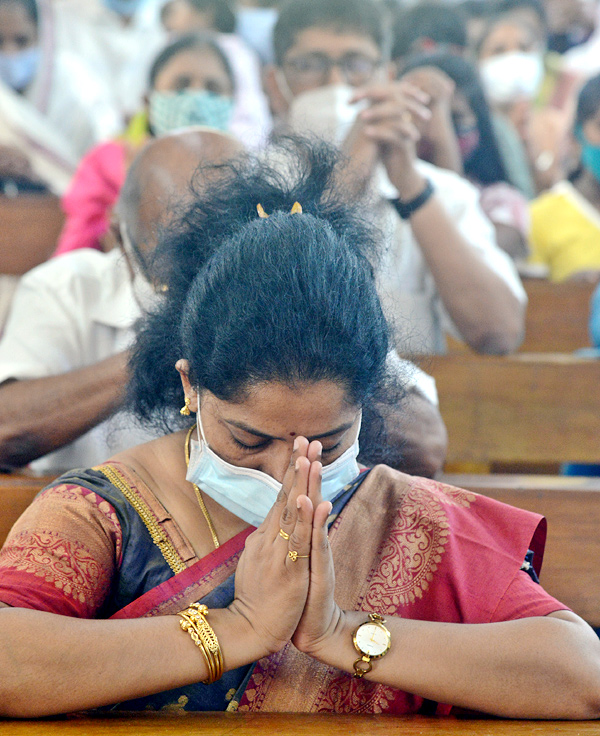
[0,135,448,478]
[265,0,527,355]
[0,130,243,474]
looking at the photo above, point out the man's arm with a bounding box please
[352,82,525,355]
[0,352,128,469]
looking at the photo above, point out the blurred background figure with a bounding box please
[471,0,578,194]
[392,1,469,73]
[161,0,272,148]
[399,52,530,260]
[529,73,600,283]
[52,0,167,124]
[235,0,279,64]
[0,0,121,195]
[55,33,239,257]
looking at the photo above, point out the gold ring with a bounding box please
[279,529,290,540]
[288,550,310,561]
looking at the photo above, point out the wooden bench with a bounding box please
[0,194,64,275]
[0,472,55,546]
[447,278,596,354]
[520,278,595,352]
[1,712,599,735]
[441,474,600,629]
[423,352,600,468]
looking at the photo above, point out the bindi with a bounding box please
[289,432,296,437]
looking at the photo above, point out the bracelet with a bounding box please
[179,603,224,684]
[391,178,434,220]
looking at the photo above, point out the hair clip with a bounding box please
[256,202,303,219]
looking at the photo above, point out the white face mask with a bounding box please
[287,84,367,145]
[186,408,362,527]
[479,51,544,106]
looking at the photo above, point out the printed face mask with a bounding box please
[149,90,234,137]
[186,410,362,528]
[287,84,367,145]
[0,46,40,91]
[479,51,544,106]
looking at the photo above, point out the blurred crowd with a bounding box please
[3,0,600,471]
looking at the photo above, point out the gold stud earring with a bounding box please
[180,397,192,416]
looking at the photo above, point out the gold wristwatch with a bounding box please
[352,612,391,678]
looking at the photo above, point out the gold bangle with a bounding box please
[179,603,223,683]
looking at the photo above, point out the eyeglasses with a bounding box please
[283,52,382,87]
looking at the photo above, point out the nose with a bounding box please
[259,443,293,484]
[327,63,345,86]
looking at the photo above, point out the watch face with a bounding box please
[355,622,389,657]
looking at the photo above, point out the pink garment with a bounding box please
[54,141,126,256]
[478,181,530,239]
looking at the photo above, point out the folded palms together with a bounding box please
[230,436,341,659]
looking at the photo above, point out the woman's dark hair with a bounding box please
[273,0,390,66]
[575,73,600,130]
[400,52,509,186]
[186,0,235,34]
[0,0,38,24]
[149,33,234,90]
[392,3,467,62]
[128,137,406,465]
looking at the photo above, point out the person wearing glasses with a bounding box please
[264,0,527,356]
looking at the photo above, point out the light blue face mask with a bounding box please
[102,0,146,17]
[0,46,40,91]
[149,90,234,137]
[186,410,362,528]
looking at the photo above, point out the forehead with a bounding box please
[154,47,228,84]
[480,20,536,53]
[284,27,381,59]
[0,2,36,34]
[208,380,358,437]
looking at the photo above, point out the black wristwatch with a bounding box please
[391,178,434,220]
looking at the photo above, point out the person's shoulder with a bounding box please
[530,181,573,217]
[365,466,477,506]
[22,249,123,287]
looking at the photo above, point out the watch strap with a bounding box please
[391,178,434,220]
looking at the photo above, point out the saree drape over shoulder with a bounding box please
[0,463,567,714]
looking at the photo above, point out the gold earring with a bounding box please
[180,397,192,416]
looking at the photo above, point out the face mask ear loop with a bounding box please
[274,67,294,105]
[195,394,208,444]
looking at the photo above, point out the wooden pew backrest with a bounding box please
[0,474,55,547]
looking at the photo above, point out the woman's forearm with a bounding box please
[0,605,262,718]
[311,609,600,719]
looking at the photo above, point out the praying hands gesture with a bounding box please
[230,436,337,657]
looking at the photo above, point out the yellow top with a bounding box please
[528,181,600,282]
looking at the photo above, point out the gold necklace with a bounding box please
[185,425,220,549]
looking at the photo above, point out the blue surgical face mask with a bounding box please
[0,46,40,91]
[577,124,600,184]
[102,0,146,17]
[186,409,362,528]
[149,90,234,137]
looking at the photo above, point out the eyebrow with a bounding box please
[223,419,355,442]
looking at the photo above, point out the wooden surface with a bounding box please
[0,194,64,275]
[521,278,594,352]
[441,474,600,628]
[0,712,598,735]
[0,472,55,546]
[447,278,595,354]
[425,352,600,466]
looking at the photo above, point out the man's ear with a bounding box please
[175,359,199,413]
[263,64,292,118]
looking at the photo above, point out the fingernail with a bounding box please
[297,496,302,509]
[293,437,300,451]
[327,502,333,514]
[295,458,301,470]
